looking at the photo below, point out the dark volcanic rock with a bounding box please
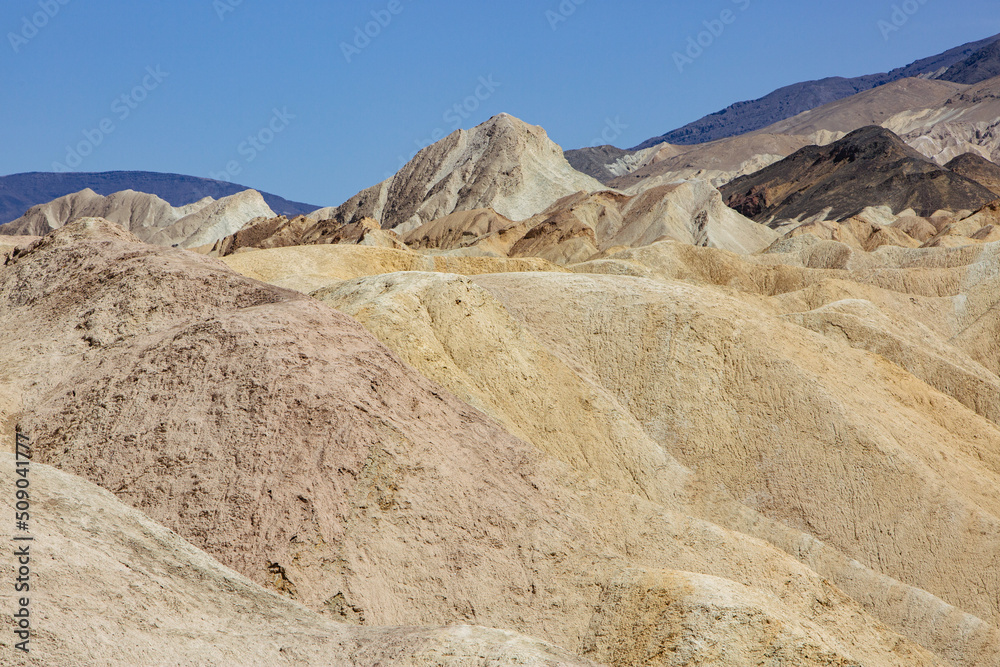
[941,41,1000,85]
[945,153,1000,195]
[719,126,1000,223]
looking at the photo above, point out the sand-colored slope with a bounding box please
[0,187,275,248]
[306,259,1000,666]
[0,235,38,258]
[761,77,965,137]
[784,297,1000,423]
[221,243,567,292]
[578,237,1000,377]
[403,208,520,250]
[150,189,276,247]
[609,133,831,192]
[780,213,922,251]
[1,188,194,238]
[0,452,598,666]
[313,271,689,505]
[768,202,1000,252]
[473,271,1000,629]
[606,180,778,252]
[193,214,409,256]
[328,113,606,234]
[585,568,910,667]
[219,230,1000,433]
[0,219,947,666]
[395,182,778,265]
[883,77,1000,164]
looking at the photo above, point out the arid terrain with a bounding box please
[2,33,1000,667]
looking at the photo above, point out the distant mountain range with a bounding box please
[941,39,1000,84]
[616,32,1000,152]
[0,171,321,225]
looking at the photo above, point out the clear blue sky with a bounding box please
[2,0,998,207]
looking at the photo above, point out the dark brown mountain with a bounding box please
[945,153,1000,195]
[719,126,1000,223]
[941,40,1000,84]
[630,33,1000,149]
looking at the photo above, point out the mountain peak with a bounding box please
[460,113,552,148]
[328,114,604,232]
[828,125,924,163]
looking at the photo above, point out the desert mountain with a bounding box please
[191,116,778,264]
[0,170,318,224]
[632,33,1000,148]
[215,223,1000,666]
[720,126,999,223]
[946,152,1000,195]
[566,35,1000,186]
[220,244,565,294]
[4,218,988,666]
[564,144,635,182]
[751,74,1000,166]
[888,76,1000,165]
[325,113,606,233]
[0,187,276,247]
[195,214,406,256]
[607,132,832,191]
[202,178,776,263]
[580,76,987,190]
[757,77,965,137]
[150,189,278,248]
[941,39,1000,84]
[564,143,664,183]
[4,38,1000,661]
[402,208,519,250]
[0,188,195,237]
[509,180,778,258]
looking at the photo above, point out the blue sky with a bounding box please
[1,0,998,207]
